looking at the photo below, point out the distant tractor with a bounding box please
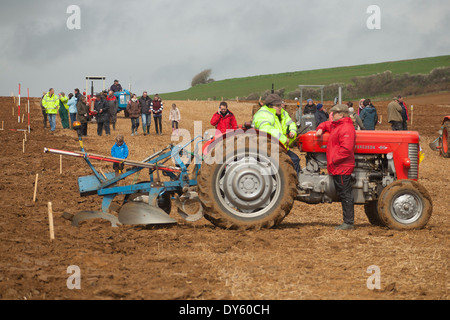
[84,76,131,120]
[430,116,450,158]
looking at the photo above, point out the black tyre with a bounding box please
[198,131,298,230]
[378,180,432,230]
[363,201,385,227]
[439,121,450,158]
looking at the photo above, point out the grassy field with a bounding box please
[160,55,450,101]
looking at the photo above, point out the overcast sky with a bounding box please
[1,0,449,97]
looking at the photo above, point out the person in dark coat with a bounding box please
[106,90,118,130]
[359,99,378,130]
[126,94,141,136]
[139,91,152,135]
[110,80,123,93]
[397,95,409,130]
[76,95,89,136]
[314,103,329,127]
[303,99,316,115]
[94,94,110,136]
[150,94,164,135]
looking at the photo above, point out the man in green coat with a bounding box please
[59,92,70,129]
[253,94,300,173]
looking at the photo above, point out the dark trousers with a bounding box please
[154,115,162,133]
[172,121,179,129]
[80,122,88,136]
[97,121,110,136]
[332,175,354,225]
[42,108,48,128]
[390,121,403,131]
[402,120,408,130]
[287,150,301,174]
[131,117,139,132]
[70,113,77,128]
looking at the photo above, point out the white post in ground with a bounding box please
[33,174,39,202]
[411,105,414,126]
[48,202,55,240]
[18,83,21,123]
[27,88,31,133]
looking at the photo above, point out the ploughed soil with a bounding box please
[0,92,448,300]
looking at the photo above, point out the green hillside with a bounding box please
[160,55,450,100]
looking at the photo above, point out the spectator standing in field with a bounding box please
[139,91,152,135]
[94,93,110,136]
[74,88,82,101]
[210,101,238,135]
[40,92,48,128]
[42,88,59,132]
[67,93,78,128]
[169,103,181,136]
[315,104,356,230]
[151,94,164,135]
[58,92,70,129]
[397,95,409,130]
[315,103,329,127]
[76,95,89,136]
[110,80,123,93]
[357,98,365,115]
[111,134,129,176]
[295,97,302,126]
[387,97,404,131]
[126,94,141,136]
[348,107,365,130]
[106,90,118,131]
[303,99,316,115]
[359,99,378,130]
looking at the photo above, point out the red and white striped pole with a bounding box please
[27,88,31,133]
[18,83,21,123]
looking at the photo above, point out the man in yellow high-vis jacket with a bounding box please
[42,88,59,132]
[253,94,300,173]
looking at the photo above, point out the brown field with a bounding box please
[0,92,449,300]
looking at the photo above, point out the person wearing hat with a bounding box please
[387,97,404,131]
[315,104,356,230]
[252,94,300,173]
[315,103,329,127]
[303,99,316,115]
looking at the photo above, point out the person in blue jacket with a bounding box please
[67,93,78,129]
[111,134,129,175]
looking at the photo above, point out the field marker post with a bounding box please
[33,174,39,202]
[18,83,21,123]
[27,88,31,133]
[411,105,414,126]
[48,202,55,240]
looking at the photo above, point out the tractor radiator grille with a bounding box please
[408,143,419,179]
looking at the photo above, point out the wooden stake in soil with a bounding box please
[411,105,414,126]
[33,174,39,202]
[23,139,25,153]
[48,202,55,240]
[60,155,63,174]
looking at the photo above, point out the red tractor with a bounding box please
[199,128,432,230]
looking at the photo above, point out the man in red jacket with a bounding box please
[315,104,356,230]
[210,101,237,135]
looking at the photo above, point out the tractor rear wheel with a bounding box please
[377,180,432,230]
[439,121,450,158]
[198,132,297,230]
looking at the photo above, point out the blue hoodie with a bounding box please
[111,142,129,159]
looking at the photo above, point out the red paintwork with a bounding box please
[299,130,420,180]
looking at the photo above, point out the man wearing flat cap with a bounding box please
[252,94,300,173]
[316,104,356,230]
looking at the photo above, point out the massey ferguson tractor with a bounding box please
[46,115,433,231]
[198,127,432,230]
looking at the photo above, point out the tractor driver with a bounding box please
[252,93,300,174]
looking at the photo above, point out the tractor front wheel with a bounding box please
[377,180,432,230]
